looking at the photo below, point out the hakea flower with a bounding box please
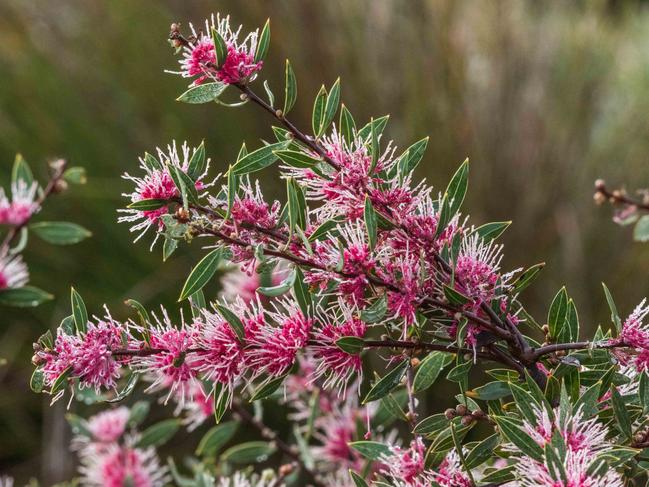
[119,141,210,245]
[86,406,130,444]
[453,233,514,305]
[129,308,200,406]
[0,180,40,226]
[379,437,428,487]
[37,314,130,397]
[310,303,367,393]
[216,471,280,487]
[220,263,286,304]
[381,252,425,327]
[312,409,364,471]
[247,299,312,377]
[0,253,29,289]
[512,449,623,487]
[79,443,168,487]
[611,299,649,372]
[227,178,281,229]
[171,14,263,86]
[281,127,396,220]
[426,449,473,487]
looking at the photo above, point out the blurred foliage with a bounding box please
[2,0,649,482]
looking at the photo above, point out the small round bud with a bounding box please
[410,357,421,368]
[275,109,283,118]
[593,192,606,205]
[444,408,456,420]
[31,354,45,366]
[170,23,179,32]
[472,409,486,419]
[541,324,549,334]
[455,404,468,416]
[594,179,606,190]
[454,312,463,321]
[461,415,475,426]
[278,464,294,477]
[53,179,68,194]
[175,207,190,223]
[240,93,248,101]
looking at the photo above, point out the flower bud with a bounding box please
[279,464,294,477]
[455,404,468,416]
[594,179,606,190]
[444,408,456,420]
[410,357,420,368]
[461,415,475,426]
[175,207,190,223]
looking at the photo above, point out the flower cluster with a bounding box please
[73,407,168,487]
[0,180,39,226]
[612,299,649,372]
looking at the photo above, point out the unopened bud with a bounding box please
[454,312,462,321]
[175,207,190,222]
[31,354,45,366]
[275,109,283,118]
[49,158,66,172]
[170,23,180,32]
[541,324,549,334]
[461,415,475,426]
[240,93,248,101]
[444,408,456,420]
[471,409,486,419]
[594,179,606,190]
[593,192,606,205]
[410,357,420,368]
[455,404,468,416]
[278,464,294,477]
[634,433,645,444]
[53,179,68,194]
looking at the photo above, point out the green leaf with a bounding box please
[163,236,178,262]
[125,299,150,343]
[312,85,327,136]
[127,199,169,211]
[610,385,632,440]
[466,381,511,401]
[479,465,516,484]
[379,393,408,422]
[196,421,239,457]
[340,105,356,145]
[639,371,649,415]
[177,82,228,104]
[493,416,543,461]
[287,177,307,231]
[363,359,409,404]
[293,267,311,316]
[30,222,92,245]
[349,441,391,460]
[178,249,221,301]
[369,117,379,172]
[398,137,429,174]
[215,304,245,342]
[509,382,538,424]
[107,372,139,403]
[258,269,296,297]
[135,419,180,448]
[275,150,320,168]
[168,163,198,207]
[321,77,340,135]
[250,375,287,401]
[336,336,365,355]
[211,28,228,68]
[474,221,511,242]
[71,287,87,334]
[255,19,270,62]
[465,433,500,469]
[50,366,72,394]
[187,141,206,180]
[443,285,471,306]
[128,401,150,426]
[283,60,297,115]
[634,215,649,242]
[12,153,33,186]
[143,152,163,171]
[364,196,377,250]
[222,441,276,464]
[574,380,601,418]
[349,471,369,487]
[213,382,231,424]
[413,352,452,393]
[512,263,545,294]
[548,287,568,341]
[0,286,53,307]
[602,282,622,332]
[446,158,469,216]
[63,166,87,184]
[309,217,342,242]
[360,294,388,323]
[230,141,290,176]
[446,360,472,383]
[357,115,389,140]
[66,413,91,437]
[30,368,45,393]
[263,80,275,107]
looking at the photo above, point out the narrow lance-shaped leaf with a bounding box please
[0,286,53,307]
[254,19,270,63]
[369,116,379,172]
[178,249,222,301]
[30,222,92,245]
[12,153,33,186]
[211,27,228,68]
[602,282,622,332]
[413,352,452,393]
[362,359,409,404]
[446,158,469,216]
[340,104,356,145]
[187,140,206,180]
[215,304,246,342]
[283,59,297,115]
[321,77,340,135]
[177,82,228,104]
[230,141,290,176]
[312,85,327,136]
[364,196,377,250]
[71,287,87,334]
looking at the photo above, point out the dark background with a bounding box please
[2,0,649,483]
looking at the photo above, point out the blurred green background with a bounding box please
[2,0,649,483]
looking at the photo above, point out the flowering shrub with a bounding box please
[26,12,649,487]
[0,155,89,307]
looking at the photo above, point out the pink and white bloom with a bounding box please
[79,444,168,487]
[171,14,263,86]
[119,141,210,246]
[613,299,649,372]
[86,407,131,443]
[426,450,473,487]
[247,299,311,377]
[379,437,428,487]
[0,180,40,226]
[129,309,200,405]
[0,254,29,289]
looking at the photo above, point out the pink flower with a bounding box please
[247,300,311,377]
[380,437,427,486]
[0,254,29,289]
[129,309,200,405]
[312,411,363,470]
[87,407,130,443]
[426,450,472,487]
[79,445,168,487]
[0,181,39,226]
[174,382,214,431]
[227,178,281,229]
[172,14,263,86]
[311,308,366,392]
[616,299,649,349]
[119,141,210,245]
